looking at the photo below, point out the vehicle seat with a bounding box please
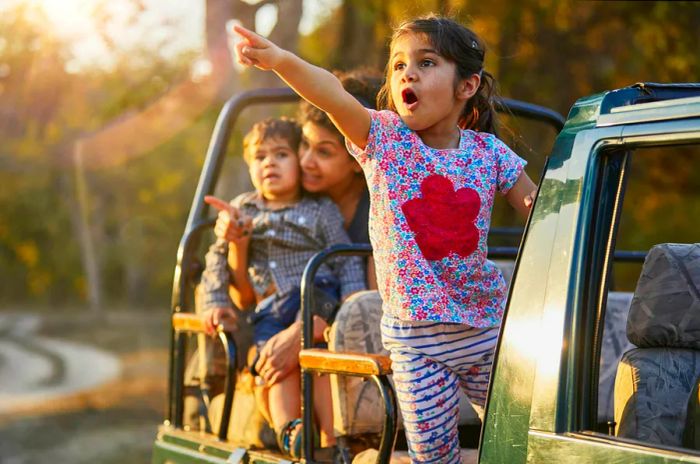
[184,285,277,449]
[614,243,700,446]
[598,291,635,422]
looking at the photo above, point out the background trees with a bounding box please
[1,0,698,309]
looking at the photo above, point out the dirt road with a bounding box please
[0,309,169,464]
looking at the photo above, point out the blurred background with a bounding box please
[0,1,698,462]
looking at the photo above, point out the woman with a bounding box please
[298,72,374,248]
[251,69,381,385]
[213,69,382,453]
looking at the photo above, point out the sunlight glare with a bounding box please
[6,0,341,72]
[508,306,564,380]
[7,0,205,71]
[30,0,94,38]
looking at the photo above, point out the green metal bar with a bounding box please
[372,375,399,464]
[216,331,237,441]
[300,244,372,462]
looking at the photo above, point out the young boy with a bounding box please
[200,117,365,456]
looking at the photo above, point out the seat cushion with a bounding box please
[627,243,700,349]
[185,284,274,447]
[614,347,700,445]
[208,370,277,448]
[598,291,635,421]
[328,291,387,436]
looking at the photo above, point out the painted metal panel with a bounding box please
[482,88,700,463]
[523,112,700,462]
[528,431,700,463]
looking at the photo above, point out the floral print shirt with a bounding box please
[347,110,526,327]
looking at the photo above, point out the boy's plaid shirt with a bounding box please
[201,192,366,310]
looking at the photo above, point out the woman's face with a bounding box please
[299,122,361,195]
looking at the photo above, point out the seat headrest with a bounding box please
[627,243,700,349]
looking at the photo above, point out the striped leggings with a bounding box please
[381,314,499,464]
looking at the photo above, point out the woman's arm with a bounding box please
[233,25,371,150]
[505,172,538,218]
[254,317,328,385]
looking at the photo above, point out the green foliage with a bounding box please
[88,115,214,306]
[295,0,700,290]
[298,1,700,115]
[1,1,698,308]
[0,3,211,307]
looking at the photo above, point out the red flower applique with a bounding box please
[401,174,480,261]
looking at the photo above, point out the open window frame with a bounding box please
[566,125,700,461]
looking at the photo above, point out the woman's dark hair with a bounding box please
[297,68,383,143]
[377,14,499,135]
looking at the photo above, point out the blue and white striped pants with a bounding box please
[381,314,499,463]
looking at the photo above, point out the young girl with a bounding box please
[233,15,536,462]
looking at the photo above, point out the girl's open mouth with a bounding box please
[401,88,419,109]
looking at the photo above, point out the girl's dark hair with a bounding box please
[297,68,383,143]
[377,14,499,135]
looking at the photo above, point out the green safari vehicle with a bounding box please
[152,82,700,463]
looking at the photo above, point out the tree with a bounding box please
[72,0,303,309]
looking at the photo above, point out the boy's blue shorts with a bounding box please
[248,275,339,375]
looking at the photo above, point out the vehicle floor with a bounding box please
[353,448,478,463]
[347,424,480,463]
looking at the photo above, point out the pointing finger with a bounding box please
[205,195,233,212]
[232,24,263,44]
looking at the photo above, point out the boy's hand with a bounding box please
[205,195,253,243]
[232,24,285,71]
[201,307,238,336]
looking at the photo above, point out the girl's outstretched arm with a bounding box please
[233,25,371,149]
[505,172,538,218]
